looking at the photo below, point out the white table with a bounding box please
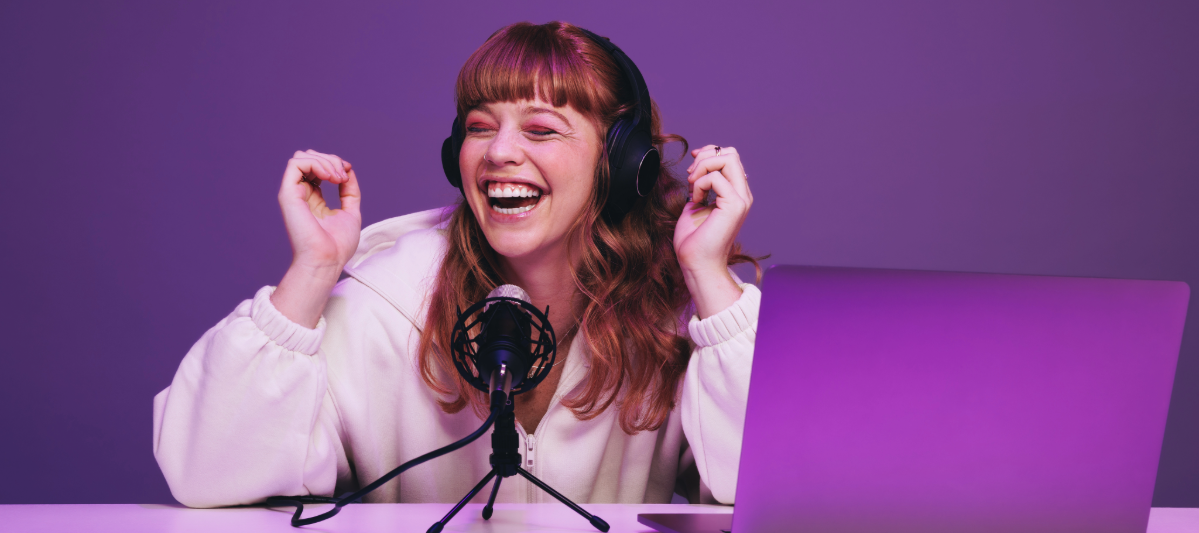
[3,504,1197,532]
[2,503,727,533]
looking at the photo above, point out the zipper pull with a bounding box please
[527,435,536,467]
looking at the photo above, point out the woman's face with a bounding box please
[459,97,603,262]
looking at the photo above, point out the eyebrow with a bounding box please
[523,106,571,126]
[474,103,572,127]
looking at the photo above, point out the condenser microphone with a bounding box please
[478,285,536,397]
[450,284,558,408]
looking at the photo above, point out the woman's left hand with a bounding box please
[674,144,754,318]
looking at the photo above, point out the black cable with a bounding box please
[266,401,501,527]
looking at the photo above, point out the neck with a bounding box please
[497,244,579,338]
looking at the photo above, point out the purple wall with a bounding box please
[1,0,1196,505]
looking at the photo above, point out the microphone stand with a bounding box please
[268,289,607,531]
[426,398,610,533]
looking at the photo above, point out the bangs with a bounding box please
[455,22,615,120]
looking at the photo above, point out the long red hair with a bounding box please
[417,21,756,434]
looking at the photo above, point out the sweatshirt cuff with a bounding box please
[249,286,327,355]
[688,283,761,347]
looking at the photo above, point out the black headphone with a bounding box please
[440,27,660,224]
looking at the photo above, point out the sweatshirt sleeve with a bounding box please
[152,286,349,508]
[680,282,761,504]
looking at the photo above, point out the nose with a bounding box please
[484,126,523,167]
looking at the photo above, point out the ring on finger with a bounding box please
[714,146,722,155]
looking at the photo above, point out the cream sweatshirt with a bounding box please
[152,207,759,508]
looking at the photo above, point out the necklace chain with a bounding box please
[532,322,578,373]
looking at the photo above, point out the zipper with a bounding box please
[514,421,534,502]
[520,334,586,504]
[527,434,537,502]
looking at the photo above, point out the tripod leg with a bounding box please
[515,466,610,532]
[427,470,497,533]
[482,475,503,520]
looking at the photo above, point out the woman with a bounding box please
[153,21,758,508]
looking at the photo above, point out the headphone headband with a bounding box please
[574,28,654,131]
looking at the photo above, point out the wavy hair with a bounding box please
[417,21,758,434]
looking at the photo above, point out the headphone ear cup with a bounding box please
[623,128,659,197]
[603,119,659,222]
[442,117,464,190]
[441,136,461,189]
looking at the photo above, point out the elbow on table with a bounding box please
[168,483,236,509]
[160,465,276,509]
[154,433,275,508]
[711,481,736,506]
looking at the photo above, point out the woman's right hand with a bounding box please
[278,149,362,270]
[271,150,362,328]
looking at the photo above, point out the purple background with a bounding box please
[1,0,1195,505]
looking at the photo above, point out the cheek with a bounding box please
[566,157,600,202]
[541,146,599,194]
[459,140,482,170]
[458,143,487,203]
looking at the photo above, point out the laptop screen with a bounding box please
[733,266,1189,533]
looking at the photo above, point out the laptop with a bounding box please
[640,265,1190,533]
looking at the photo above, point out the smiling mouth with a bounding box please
[486,181,543,215]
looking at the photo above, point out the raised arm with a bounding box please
[153,150,362,507]
[674,144,759,503]
[674,144,753,320]
[271,150,362,327]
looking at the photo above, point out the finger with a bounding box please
[687,144,719,172]
[688,153,749,200]
[281,156,340,206]
[689,145,739,157]
[745,168,753,203]
[691,171,741,205]
[693,145,738,159]
[310,151,348,182]
[290,151,332,182]
[291,154,340,183]
[279,161,327,214]
[318,151,351,182]
[304,150,346,183]
[692,171,748,215]
[687,154,744,185]
[690,172,713,204]
[687,147,740,175]
[338,168,362,217]
[688,145,739,173]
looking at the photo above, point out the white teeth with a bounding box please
[491,203,537,215]
[487,182,542,198]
